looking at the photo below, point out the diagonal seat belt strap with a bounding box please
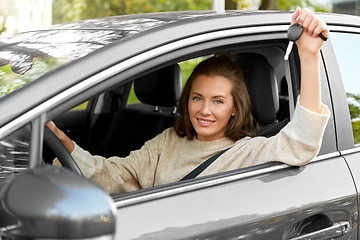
[179,147,230,182]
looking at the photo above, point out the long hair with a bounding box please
[174,53,258,141]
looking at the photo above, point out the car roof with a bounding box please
[0,10,359,130]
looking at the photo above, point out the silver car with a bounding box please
[1,10,360,240]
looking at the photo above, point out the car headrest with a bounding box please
[134,64,182,107]
[237,53,279,125]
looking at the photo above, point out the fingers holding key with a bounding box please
[291,7,329,54]
[300,11,313,31]
[293,7,328,39]
[303,14,328,38]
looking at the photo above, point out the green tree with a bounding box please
[277,0,331,12]
[53,0,213,23]
[0,15,6,36]
[53,0,331,24]
[352,120,360,143]
[53,0,87,23]
[248,0,331,12]
[348,93,360,119]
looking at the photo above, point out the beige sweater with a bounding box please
[64,102,329,195]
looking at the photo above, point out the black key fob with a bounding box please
[287,23,304,42]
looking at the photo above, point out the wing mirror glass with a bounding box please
[0,165,116,240]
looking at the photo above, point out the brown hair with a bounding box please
[174,53,258,141]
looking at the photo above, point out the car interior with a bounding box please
[43,46,293,166]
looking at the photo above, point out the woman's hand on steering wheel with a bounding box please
[44,122,82,176]
[46,121,75,152]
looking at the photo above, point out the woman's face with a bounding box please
[188,75,235,141]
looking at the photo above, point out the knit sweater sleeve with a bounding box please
[243,100,330,167]
[64,129,169,195]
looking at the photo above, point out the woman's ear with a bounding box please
[232,108,236,116]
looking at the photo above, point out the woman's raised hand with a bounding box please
[292,7,329,56]
[294,8,328,114]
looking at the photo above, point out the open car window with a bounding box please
[47,45,295,191]
[42,21,334,199]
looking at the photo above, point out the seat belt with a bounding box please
[179,147,231,181]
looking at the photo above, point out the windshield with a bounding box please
[0,28,125,98]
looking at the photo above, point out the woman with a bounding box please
[47,8,330,195]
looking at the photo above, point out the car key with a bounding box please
[284,23,303,60]
[284,23,328,60]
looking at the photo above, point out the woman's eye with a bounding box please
[214,100,223,104]
[193,97,201,101]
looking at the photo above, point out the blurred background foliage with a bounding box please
[52,0,331,24]
[53,0,211,24]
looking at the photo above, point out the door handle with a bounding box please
[289,221,350,240]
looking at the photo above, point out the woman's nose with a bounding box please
[200,102,211,115]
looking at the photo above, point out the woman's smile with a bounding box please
[197,118,215,127]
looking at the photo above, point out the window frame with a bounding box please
[322,26,360,151]
[328,30,360,148]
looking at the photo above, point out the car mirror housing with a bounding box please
[0,165,116,240]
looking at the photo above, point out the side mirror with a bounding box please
[0,165,116,240]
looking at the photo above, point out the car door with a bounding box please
[44,16,356,239]
[113,160,355,240]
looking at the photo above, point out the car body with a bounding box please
[1,10,360,240]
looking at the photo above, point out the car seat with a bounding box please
[237,52,290,137]
[101,64,182,158]
[85,81,132,156]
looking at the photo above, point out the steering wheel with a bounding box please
[44,126,83,176]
